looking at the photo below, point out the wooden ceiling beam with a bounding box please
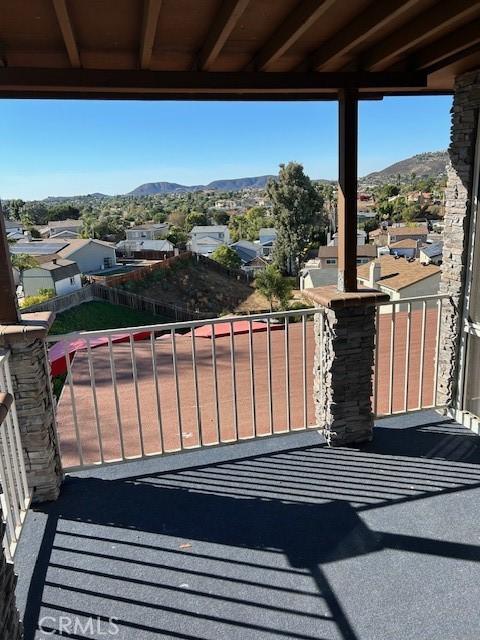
[411,18,480,70]
[197,0,249,71]
[52,0,80,68]
[359,0,480,71]
[0,69,427,93]
[140,0,162,70]
[306,0,420,71]
[249,0,337,71]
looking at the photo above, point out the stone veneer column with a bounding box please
[0,312,63,502]
[305,286,389,446]
[438,69,480,408]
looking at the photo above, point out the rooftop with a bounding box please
[191,226,228,234]
[421,242,444,257]
[26,258,80,282]
[318,245,377,258]
[48,219,83,229]
[14,412,480,640]
[387,225,429,237]
[389,238,420,248]
[357,255,441,291]
[57,239,115,259]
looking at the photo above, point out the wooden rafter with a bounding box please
[249,0,337,72]
[140,0,162,70]
[360,0,480,71]
[197,0,249,71]
[307,0,420,71]
[412,18,480,70]
[52,0,80,68]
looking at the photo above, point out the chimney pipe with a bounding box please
[369,260,381,288]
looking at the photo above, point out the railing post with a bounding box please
[305,286,389,446]
[0,312,63,502]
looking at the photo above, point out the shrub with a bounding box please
[21,288,55,308]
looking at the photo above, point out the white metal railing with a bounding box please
[46,293,449,472]
[373,293,449,418]
[47,308,322,471]
[0,351,31,561]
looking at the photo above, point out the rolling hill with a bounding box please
[361,150,448,185]
[127,175,276,195]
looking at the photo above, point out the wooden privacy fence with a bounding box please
[89,252,194,287]
[21,285,96,313]
[91,283,212,321]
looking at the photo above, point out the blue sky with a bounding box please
[0,95,452,200]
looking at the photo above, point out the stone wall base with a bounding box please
[0,313,63,502]
[306,286,389,446]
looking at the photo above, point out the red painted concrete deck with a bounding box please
[56,309,438,468]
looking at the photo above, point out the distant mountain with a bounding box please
[361,151,448,185]
[127,175,276,195]
[44,192,108,201]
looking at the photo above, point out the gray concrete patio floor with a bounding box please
[14,411,480,640]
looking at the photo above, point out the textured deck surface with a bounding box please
[15,411,480,640]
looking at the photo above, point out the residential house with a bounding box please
[57,239,117,273]
[214,199,237,209]
[317,244,377,268]
[389,238,421,259]
[299,267,338,290]
[328,229,367,246]
[4,219,24,239]
[357,254,441,310]
[22,258,81,297]
[190,225,230,255]
[117,238,174,252]
[257,227,277,258]
[420,242,443,265]
[125,222,169,241]
[387,224,428,245]
[369,226,389,246]
[230,240,266,273]
[47,219,83,237]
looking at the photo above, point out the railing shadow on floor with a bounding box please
[17,417,480,640]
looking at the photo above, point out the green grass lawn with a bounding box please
[50,301,167,335]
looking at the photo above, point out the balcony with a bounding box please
[2,294,477,639]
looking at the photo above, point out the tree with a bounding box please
[211,245,241,270]
[255,264,292,312]
[11,253,39,272]
[167,210,187,229]
[185,211,208,231]
[267,162,323,275]
[212,210,229,225]
[166,226,188,248]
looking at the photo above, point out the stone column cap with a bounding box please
[304,285,390,309]
[0,311,55,344]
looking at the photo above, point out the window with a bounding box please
[104,257,112,269]
[325,258,337,265]
[70,277,75,285]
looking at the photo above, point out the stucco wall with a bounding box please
[55,273,82,296]
[69,242,116,273]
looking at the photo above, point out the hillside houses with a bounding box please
[10,238,117,273]
[189,225,230,255]
[48,219,83,238]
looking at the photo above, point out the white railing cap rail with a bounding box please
[375,293,451,307]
